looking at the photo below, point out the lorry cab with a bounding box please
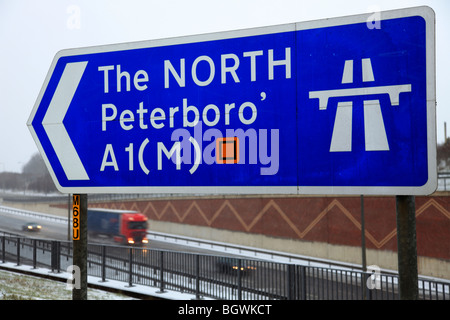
[120,213,148,245]
[87,208,149,245]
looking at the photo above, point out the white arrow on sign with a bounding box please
[41,61,90,181]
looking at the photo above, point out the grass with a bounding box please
[0,269,135,300]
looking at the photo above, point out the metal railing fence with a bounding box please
[1,234,448,300]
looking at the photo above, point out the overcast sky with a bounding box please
[0,0,449,173]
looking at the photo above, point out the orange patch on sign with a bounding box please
[216,137,239,164]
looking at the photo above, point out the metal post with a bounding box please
[32,239,37,269]
[1,236,5,263]
[72,194,88,300]
[300,266,307,300]
[361,195,367,272]
[396,195,419,300]
[56,241,61,273]
[51,241,57,272]
[16,238,20,266]
[157,250,165,293]
[361,195,367,299]
[101,245,107,282]
[128,248,134,287]
[195,254,201,299]
[287,264,293,300]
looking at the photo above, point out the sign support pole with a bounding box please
[360,195,367,272]
[72,194,88,300]
[360,195,367,299]
[395,195,419,300]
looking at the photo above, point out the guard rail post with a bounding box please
[101,245,107,282]
[127,248,134,287]
[195,254,201,299]
[300,265,307,300]
[57,241,61,273]
[1,236,5,263]
[51,241,57,272]
[362,271,374,300]
[156,250,165,293]
[32,239,37,269]
[16,238,20,266]
[287,264,294,300]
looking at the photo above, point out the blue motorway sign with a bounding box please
[27,6,436,195]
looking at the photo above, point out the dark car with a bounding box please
[216,257,256,275]
[22,222,42,232]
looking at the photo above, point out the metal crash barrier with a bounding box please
[1,233,448,300]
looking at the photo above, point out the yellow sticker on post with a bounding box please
[72,194,80,240]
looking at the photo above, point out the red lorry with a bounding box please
[87,208,148,245]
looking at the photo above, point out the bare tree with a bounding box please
[21,152,57,193]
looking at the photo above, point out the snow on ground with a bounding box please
[0,268,135,300]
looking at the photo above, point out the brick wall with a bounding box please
[89,195,450,260]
